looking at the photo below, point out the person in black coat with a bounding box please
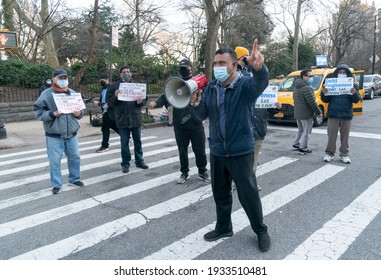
[38,78,52,96]
[106,65,148,173]
[148,59,209,184]
[93,73,119,153]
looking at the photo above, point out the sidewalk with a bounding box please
[0,107,166,150]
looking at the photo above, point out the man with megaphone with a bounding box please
[148,59,209,184]
[191,39,271,252]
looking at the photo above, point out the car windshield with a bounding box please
[364,75,373,83]
[278,74,323,92]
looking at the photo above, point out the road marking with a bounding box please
[9,157,296,259]
[0,136,126,160]
[144,164,345,259]
[0,138,175,176]
[268,125,381,140]
[285,177,381,260]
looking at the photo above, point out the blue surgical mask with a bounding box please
[308,77,313,84]
[56,79,68,88]
[213,63,233,82]
[338,73,347,78]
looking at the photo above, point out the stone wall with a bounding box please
[0,102,35,123]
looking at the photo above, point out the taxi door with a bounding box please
[353,70,364,116]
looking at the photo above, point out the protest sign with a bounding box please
[324,77,353,96]
[118,83,147,101]
[255,85,278,108]
[53,92,86,114]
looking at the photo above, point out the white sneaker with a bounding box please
[340,155,351,164]
[323,154,333,162]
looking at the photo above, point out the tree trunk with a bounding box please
[72,0,99,89]
[40,0,59,68]
[293,0,303,71]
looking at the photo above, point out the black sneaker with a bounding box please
[292,144,300,150]
[198,171,210,182]
[257,232,270,252]
[96,146,109,153]
[52,187,61,194]
[204,230,233,242]
[136,163,149,169]
[298,148,312,155]
[69,181,84,187]
[177,173,189,184]
[122,166,129,173]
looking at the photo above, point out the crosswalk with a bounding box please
[1,133,380,260]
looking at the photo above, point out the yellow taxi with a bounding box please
[268,66,364,127]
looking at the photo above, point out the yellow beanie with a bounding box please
[235,46,249,59]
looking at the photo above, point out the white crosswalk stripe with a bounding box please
[1,132,379,261]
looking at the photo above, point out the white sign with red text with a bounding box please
[255,85,278,108]
[53,92,86,114]
[118,83,147,101]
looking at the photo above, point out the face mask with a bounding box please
[308,77,313,84]
[213,63,233,82]
[179,68,191,78]
[100,80,107,87]
[121,73,132,82]
[56,79,68,88]
[338,73,347,78]
[46,80,52,85]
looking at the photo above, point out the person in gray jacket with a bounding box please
[292,68,322,154]
[33,69,84,194]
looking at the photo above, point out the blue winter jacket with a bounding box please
[320,64,360,120]
[195,65,269,157]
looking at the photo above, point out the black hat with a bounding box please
[98,73,108,79]
[179,59,192,68]
[53,69,68,77]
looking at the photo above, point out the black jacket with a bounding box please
[106,80,145,128]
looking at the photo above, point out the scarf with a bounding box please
[52,83,70,94]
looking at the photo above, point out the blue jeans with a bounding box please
[119,127,144,167]
[46,136,81,188]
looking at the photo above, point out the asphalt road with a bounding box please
[0,97,380,264]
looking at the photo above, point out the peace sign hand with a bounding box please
[245,38,264,72]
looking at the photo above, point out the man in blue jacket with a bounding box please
[321,64,360,164]
[193,39,270,252]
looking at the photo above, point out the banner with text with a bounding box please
[324,77,354,96]
[118,83,147,101]
[53,92,86,114]
[255,85,278,108]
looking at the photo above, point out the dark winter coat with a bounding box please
[320,64,360,120]
[195,65,269,157]
[293,78,321,119]
[106,80,145,128]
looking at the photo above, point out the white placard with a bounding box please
[255,85,278,108]
[52,92,86,114]
[324,77,354,96]
[118,83,147,101]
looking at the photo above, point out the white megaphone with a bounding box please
[164,74,207,109]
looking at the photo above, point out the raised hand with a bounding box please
[245,38,264,72]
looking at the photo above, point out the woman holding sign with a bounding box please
[321,64,360,164]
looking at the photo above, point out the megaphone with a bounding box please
[164,74,207,109]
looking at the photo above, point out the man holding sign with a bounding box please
[33,69,85,194]
[106,65,149,173]
[321,64,360,164]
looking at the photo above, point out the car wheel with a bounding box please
[313,106,324,127]
[370,89,374,99]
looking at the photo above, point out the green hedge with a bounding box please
[0,60,54,88]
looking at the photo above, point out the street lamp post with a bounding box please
[372,9,381,74]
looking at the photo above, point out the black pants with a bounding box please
[174,125,207,174]
[210,152,267,235]
[101,112,119,148]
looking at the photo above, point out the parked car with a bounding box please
[363,74,381,99]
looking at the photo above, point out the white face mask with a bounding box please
[213,62,233,82]
[338,73,347,78]
[56,79,69,88]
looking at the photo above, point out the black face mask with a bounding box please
[99,81,107,87]
[179,68,191,79]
